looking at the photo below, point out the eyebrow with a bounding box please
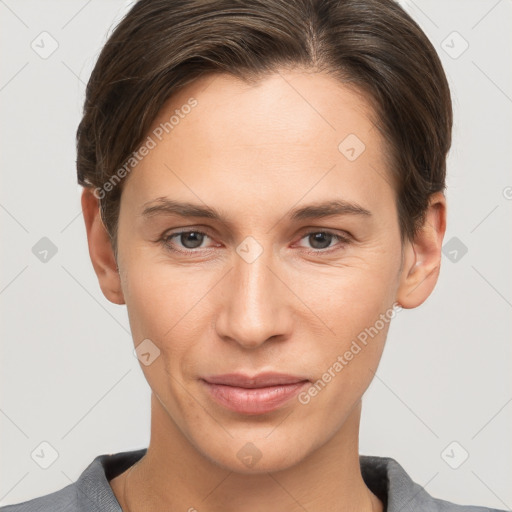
[141,197,372,223]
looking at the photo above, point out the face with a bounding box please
[109,70,413,472]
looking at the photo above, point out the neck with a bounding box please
[112,394,382,512]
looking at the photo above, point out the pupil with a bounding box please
[310,232,331,249]
[181,232,203,249]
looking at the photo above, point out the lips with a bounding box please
[203,372,308,388]
[201,372,310,415]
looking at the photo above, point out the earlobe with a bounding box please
[396,191,447,309]
[81,188,125,305]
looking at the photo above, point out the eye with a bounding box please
[161,230,214,254]
[296,230,351,253]
[159,228,351,256]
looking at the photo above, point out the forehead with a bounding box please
[152,69,379,154]
[122,70,394,218]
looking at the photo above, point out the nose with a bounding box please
[214,244,293,349]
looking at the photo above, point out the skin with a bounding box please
[82,69,446,512]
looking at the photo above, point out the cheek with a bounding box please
[301,254,397,334]
[309,286,392,384]
[120,268,165,343]
[120,259,216,360]
[301,249,400,383]
[298,273,397,419]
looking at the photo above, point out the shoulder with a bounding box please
[0,448,146,512]
[400,475,505,512]
[425,496,505,512]
[0,484,78,511]
[360,454,507,512]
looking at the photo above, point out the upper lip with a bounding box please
[202,372,309,388]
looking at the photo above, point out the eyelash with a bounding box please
[159,229,351,256]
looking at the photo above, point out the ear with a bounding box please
[81,188,125,305]
[396,191,447,309]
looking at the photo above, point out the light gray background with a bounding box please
[1,0,511,508]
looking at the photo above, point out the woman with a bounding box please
[1,0,505,511]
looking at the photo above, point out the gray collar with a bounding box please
[70,448,496,512]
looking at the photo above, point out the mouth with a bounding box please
[200,372,310,415]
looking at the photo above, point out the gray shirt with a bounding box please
[0,448,505,511]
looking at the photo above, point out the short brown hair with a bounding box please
[76,0,452,251]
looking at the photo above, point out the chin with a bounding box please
[192,428,316,475]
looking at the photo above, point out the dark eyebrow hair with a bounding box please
[289,199,372,220]
[141,197,372,222]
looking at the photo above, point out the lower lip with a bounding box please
[201,380,309,415]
